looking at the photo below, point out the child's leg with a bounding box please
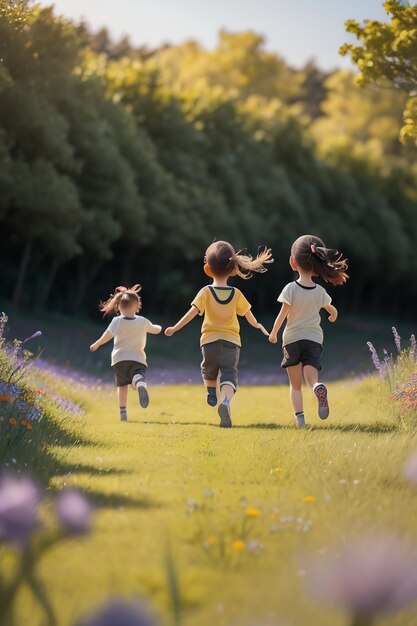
[117,385,129,421]
[217,342,240,428]
[201,342,220,407]
[304,365,329,420]
[132,365,149,408]
[287,364,305,428]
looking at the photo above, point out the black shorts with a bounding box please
[201,340,240,390]
[112,360,147,387]
[281,340,323,372]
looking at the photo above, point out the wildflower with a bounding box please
[76,599,155,626]
[366,342,385,378]
[392,327,401,354]
[270,467,285,474]
[245,508,261,517]
[22,330,42,345]
[8,417,16,426]
[0,395,11,402]
[304,535,417,618]
[55,488,92,535]
[26,422,32,430]
[410,334,416,360]
[403,452,417,486]
[232,540,246,551]
[0,475,41,546]
[36,389,48,396]
[303,496,316,503]
[20,419,27,426]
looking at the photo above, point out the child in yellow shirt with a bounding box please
[165,241,272,427]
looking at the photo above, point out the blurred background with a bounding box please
[1,0,416,377]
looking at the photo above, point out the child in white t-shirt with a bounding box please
[90,285,161,421]
[269,235,348,428]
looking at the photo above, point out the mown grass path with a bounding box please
[15,379,417,626]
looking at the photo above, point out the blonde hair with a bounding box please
[99,284,142,316]
[205,241,273,279]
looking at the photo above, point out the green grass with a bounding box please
[10,374,417,626]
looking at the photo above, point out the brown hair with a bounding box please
[204,241,273,280]
[291,235,348,286]
[99,285,142,316]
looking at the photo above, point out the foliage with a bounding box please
[341,1,417,143]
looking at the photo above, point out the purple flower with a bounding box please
[304,535,417,617]
[77,599,155,626]
[22,331,42,345]
[366,342,385,377]
[55,488,92,535]
[0,475,42,546]
[410,334,416,361]
[392,326,402,354]
[404,452,417,485]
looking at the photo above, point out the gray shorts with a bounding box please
[201,340,240,390]
[112,360,147,387]
[281,340,323,372]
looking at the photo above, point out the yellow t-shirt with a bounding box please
[191,285,251,347]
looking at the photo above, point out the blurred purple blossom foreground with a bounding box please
[77,599,155,626]
[305,535,417,619]
[0,474,41,546]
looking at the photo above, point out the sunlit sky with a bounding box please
[37,0,388,70]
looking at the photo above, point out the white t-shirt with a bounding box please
[106,316,154,366]
[278,281,332,346]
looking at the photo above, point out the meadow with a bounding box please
[8,362,417,626]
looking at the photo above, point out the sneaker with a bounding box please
[218,402,232,428]
[120,414,127,422]
[137,383,149,409]
[207,392,217,407]
[314,383,329,420]
[295,412,306,429]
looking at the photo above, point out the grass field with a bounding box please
[10,371,417,626]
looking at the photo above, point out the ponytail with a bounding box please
[233,247,274,280]
[291,235,348,286]
[99,284,142,316]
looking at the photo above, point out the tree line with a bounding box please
[0,0,416,317]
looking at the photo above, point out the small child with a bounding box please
[90,285,161,421]
[269,235,348,428]
[165,241,272,428]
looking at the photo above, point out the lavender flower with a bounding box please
[77,599,155,626]
[0,475,42,546]
[403,452,417,486]
[304,535,417,618]
[410,334,416,361]
[22,331,42,345]
[55,488,92,535]
[366,342,384,377]
[392,327,402,354]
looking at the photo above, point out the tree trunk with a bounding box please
[12,240,33,309]
[36,258,61,310]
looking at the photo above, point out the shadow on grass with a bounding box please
[86,490,159,510]
[240,422,398,434]
[129,420,398,435]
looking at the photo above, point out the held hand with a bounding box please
[164,327,176,337]
[257,323,270,337]
[328,312,338,323]
[268,333,278,344]
[90,343,99,352]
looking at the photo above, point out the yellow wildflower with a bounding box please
[271,466,285,473]
[245,507,261,517]
[303,496,317,503]
[232,540,246,551]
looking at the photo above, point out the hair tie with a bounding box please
[311,244,316,254]
[115,286,127,293]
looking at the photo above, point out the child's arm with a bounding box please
[323,304,338,322]
[244,310,269,337]
[268,303,290,343]
[90,331,113,352]
[147,323,162,335]
[165,307,199,336]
